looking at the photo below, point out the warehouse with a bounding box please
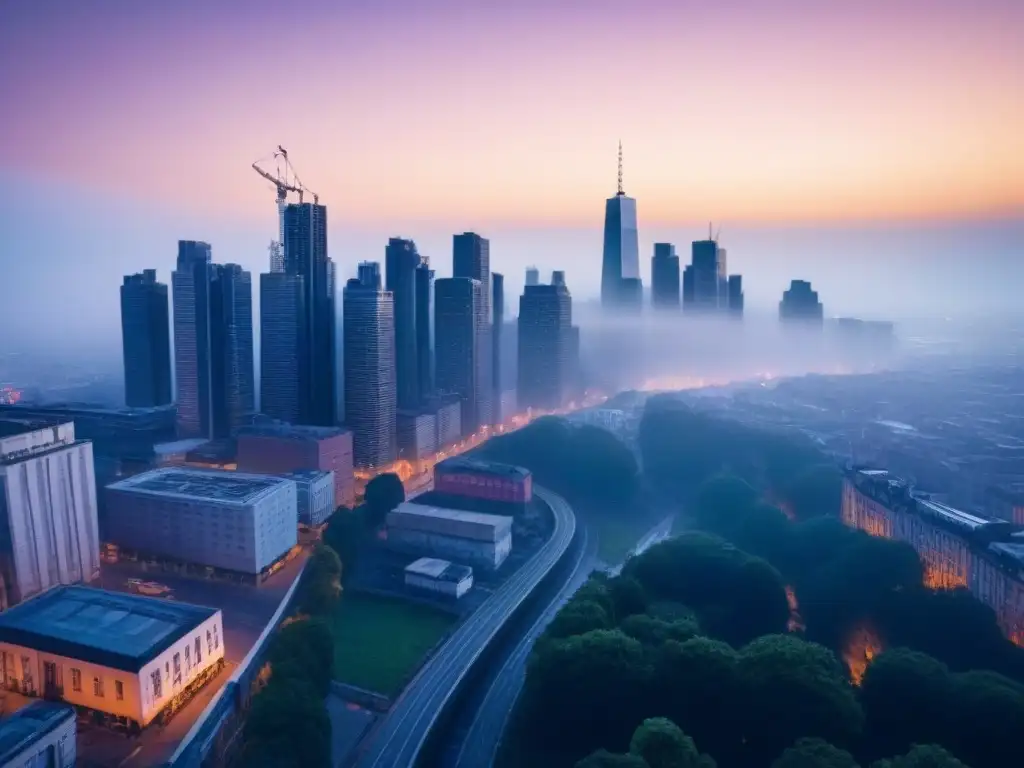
[105,468,297,577]
[434,457,532,508]
[0,586,225,730]
[404,558,474,599]
[0,701,76,767]
[387,502,513,570]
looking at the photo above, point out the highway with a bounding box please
[446,521,598,768]
[352,485,577,768]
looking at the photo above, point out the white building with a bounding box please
[404,557,474,599]
[105,468,297,575]
[284,470,335,527]
[387,502,513,570]
[0,585,225,729]
[0,701,76,768]
[0,420,100,610]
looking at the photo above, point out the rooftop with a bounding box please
[392,502,511,529]
[238,422,351,440]
[436,456,531,480]
[107,467,292,505]
[0,585,218,673]
[0,702,75,763]
[0,418,65,438]
[405,557,473,582]
[283,469,333,482]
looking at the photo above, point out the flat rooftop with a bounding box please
[393,502,511,528]
[0,417,67,438]
[284,469,333,482]
[436,456,531,480]
[0,585,218,673]
[238,422,351,440]
[405,557,473,583]
[107,467,291,505]
[0,702,75,763]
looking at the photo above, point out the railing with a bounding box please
[160,558,309,768]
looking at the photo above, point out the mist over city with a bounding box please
[1,2,1023,768]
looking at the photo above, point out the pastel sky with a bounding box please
[0,0,1022,355]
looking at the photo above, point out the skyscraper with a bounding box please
[728,275,745,315]
[283,202,336,426]
[172,240,214,438]
[210,264,255,438]
[780,280,824,323]
[415,258,434,400]
[601,142,640,308]
[453,232,491,322]
[435,277,487,436]
[525,267,539,287]
[120,269,172,408]
[343,262,396,468]
[385,238,422,410]
[686,239,723,311]
[260,272,306,423]
[518,276,574,411]
[492,272,504,410]
[651,243,681,310]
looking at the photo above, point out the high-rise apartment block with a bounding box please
[343,263,396,469]
[435,277,488,436]
[0,420,100,610]
[601,143,640,309]
[386,238,424,410]
[282,202,336,427]
[651,244,680,309]
[211,263,255,437]
[453,232,491,322]
[518,277,574,411]
[259,272,306,424]
[120,269,172,408]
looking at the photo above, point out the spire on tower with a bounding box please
[617,140,624,196]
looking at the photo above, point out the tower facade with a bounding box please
[120,269,172,408]
[260,272,306,424]
[385,238,423,411]
[651,243,681,310]
[172,241,214,438]
[518,277,573,411]
[600,142,640,308]
[492,272,504,410]
[283,202,336,426]
[435,277,487,436]
[343,263,396,468]
[210,264,255,438]
[415,259,434,401]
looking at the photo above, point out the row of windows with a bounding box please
[150,626,219,700]
[62,664,123,700]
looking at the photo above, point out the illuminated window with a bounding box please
[196,637,202,664]
[151,670,162,698]
[115,680,124,701]
[71,669,81,693]
[93,677,104,697]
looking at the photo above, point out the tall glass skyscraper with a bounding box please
[343,263,396,468]
[211,264,255,438]
[415,258,434,400]
[385,238,423,410]
[120,269,172,408]
[172,241,214,438]
[284,202,336,427]
[260,272,306,424]
[600,143,640,308]
[435,277,488,436]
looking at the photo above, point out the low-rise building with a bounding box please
[0,420,100,610]
[404,557,474,599]
[0,586,225,730]
[0,701,76,768]
[105,468,297,577]
[387,502,512,570]
[397,410,438,462]
[434,457,532,505]
[284,469,335,527]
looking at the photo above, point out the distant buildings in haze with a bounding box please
[600,142,641,311]
[518,272,578,411]
[120,269,173,408]
[780,279,824,323]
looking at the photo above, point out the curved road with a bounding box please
[448,520,598,768]
[352,485,576,768]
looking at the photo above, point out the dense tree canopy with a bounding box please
[364,471,405,525]
[299,544,343,616]
[772,738,860,768]
[629,718,716,768]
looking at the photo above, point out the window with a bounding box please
[184,645,191,671]
[173,653,182,685]
[195,636,202,665]
[71,668,82,693]
[207,630,213,655]
[213,625,220,650]
[115,680,124,701]
[93,677,104,698]
[151,670,162,699]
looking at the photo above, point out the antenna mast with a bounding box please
[617,140,624,195]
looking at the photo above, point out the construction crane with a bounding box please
[251,146,318,271]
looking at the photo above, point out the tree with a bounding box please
[608,575,649,621]
[322,506,367,582]
[784,464,843,520]
[772,738,860,768]
[268,617,334,698]
[577,751,650,768]
[694,474,758,534]
[242,673,331,767]
[871,744,970,768]
[364,472,405,526]
[619,614,699,648]
[299,545,343,616]
[737,634,864,765]
[629,717,716,768]
[943,668,1024,768]
[546,599,613,641]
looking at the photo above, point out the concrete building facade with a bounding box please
[387,502,513,570]
[0,701,76,768]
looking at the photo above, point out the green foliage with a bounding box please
[576,751,651,768]
[322,506,367,582]
[242,673,331,767]
[365,472,405,526]
[546,599,613,641]
[299,544,343,616]
[629,718,716,768]
[871,744,971,768]
[608,575,649,620]
[784,464,843,520]
[619,614,700,648]
[267,618,334,698]
[772,738,860,768]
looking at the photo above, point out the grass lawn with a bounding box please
[329,592,456,697]
[591,514,654,566]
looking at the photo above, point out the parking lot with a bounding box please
[71,552,308,767]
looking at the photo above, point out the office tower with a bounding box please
[453,232,491,322]
[0,420,100,610]
[728,275,745,315]
[385,238,423,410]
[172,240,214,438]
[343,263,396,468]
[120,269,172,407]
[283,202,336,426]
[209,264,255,438]
[601,142,640,308]
[260,272,306,423]
[492,272,504,409]
[685,239,723,311]
[651,244,680,310]
[435,277,488,436]
[268,241,284,273]
[620,277,643,312]
[415,259,434,400]
[518,277,573,411]
[780,280,824,323]
[525,267,540,287]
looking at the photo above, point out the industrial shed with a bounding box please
[404,558,474,599]
[387,503,513,570]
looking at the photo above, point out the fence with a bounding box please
[159,558,310,768]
